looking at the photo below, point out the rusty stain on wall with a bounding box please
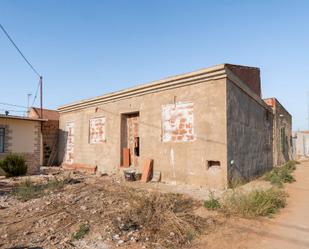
[162,102,195,142]
[89,117,106,144]
[65,122,74,164]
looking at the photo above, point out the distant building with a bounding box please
[57,64,274,189]
[28,107,59,165]
[0,114,45,174]
[293,131,309,159]
[264,98,293,166]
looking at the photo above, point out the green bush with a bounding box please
[264,161,298,187]
[0,154,27,177]
[13,177,68,201]
[221,189,287,218]
[72,224,90,240]
[204,192,221,210]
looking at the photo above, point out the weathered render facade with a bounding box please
[58,64,273,189]
[0,115,44,174]
[293,131,309,159]
[264,98,293,166]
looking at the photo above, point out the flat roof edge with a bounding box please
[58,64,227,113]
[0,115,47,122]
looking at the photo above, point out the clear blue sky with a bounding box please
[0,0,308,130]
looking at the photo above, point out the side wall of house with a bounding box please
[273,101,292,166]
[59,78,228,189]
[0,119,41,174]
[227,80,273,184]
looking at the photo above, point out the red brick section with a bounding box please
[264,97,276,109]
[141,159,153,183]
[162,102,194,142]
[226,64,261,97]
[63,163,97,174]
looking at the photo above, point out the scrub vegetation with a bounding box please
[264,160,300,187]
[204,188,287,218]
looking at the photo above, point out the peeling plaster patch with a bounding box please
[89,117,106,144]
[162,102,195,142]
[65,122,74,164]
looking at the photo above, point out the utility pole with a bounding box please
[307,92,309,130]
[40,76,43,118]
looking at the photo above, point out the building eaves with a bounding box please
[0,114,47,122]
[58,63,271,114]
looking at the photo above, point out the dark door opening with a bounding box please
[121,112,140,167]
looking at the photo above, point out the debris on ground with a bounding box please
[0,167,213,248]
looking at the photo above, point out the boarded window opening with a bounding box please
[162,102,194,142]
[89,117,106,144]
[207,160,221,169]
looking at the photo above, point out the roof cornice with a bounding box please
[58,64,227,113]
[58,63,271,114]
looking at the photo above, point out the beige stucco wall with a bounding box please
[0,118,41,174]
[59,78,228,189]
[227,80,273,184]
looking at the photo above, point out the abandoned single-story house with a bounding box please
[0,114,45,174]
[58,63,274,189]
[264,98,293,166]
[28,107,59,166]
[293,131,309,159]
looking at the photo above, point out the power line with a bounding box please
[0,102,27,109]
[0,23,41,77]
[31,80,40,107]
[0,108,25,113]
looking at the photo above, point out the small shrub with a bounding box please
[12,178,41,201]
[204,192,221,210]
[0,154,27,177]
[264,161,298,187]
[221,189,287,218]
[12,177,67,201]
[72,224,90,240]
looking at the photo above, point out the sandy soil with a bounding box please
[246,160,309,249]
[1,161,308,249]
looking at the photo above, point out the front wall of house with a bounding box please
[227,80,273,184]
[0,119,41,174]
[59,78,228,189]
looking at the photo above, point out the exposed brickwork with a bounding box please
[64,122,74,164]
[89,117,105,144]
[226,64,261,97]
[41,120,59,165]
[127,114,139,166]
[62,163,97,174]
[162,102,195,142]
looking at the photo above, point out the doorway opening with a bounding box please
[121,112,140,167]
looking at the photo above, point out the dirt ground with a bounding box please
[0,161,308,249]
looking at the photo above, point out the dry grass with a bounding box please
[264,161,299,187]
[12,177,69,201]
[108,188,209,247]
[204,188,287,218]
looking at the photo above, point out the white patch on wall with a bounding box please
[162,102,195,142]
[89,117,106,144]
[65,122,74,164]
